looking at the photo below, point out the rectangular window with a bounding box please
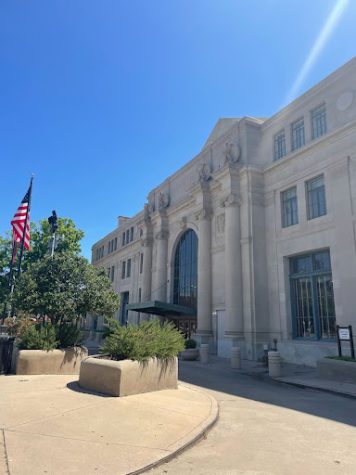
[107,268,111,278]
[130,227,134,242]
[122,233,125,246]
[274,130,286,161]
[127,258,131,278]
[140,253,143,274]
[138,288,142,302]
[291,118,305,151]
[126,229,130,244]
[281,187,298,227]
[306,175,326,219]
[111,266,115,282]
[121,261,126,279]
[108,241,111,254]
[311,103,327,140]
[114,237,117,251]
[290,250,335,339]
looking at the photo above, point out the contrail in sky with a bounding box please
[284,0,349,106]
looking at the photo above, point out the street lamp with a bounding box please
[48,210,58,257]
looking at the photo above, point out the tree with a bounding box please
[0,234,13,308]
[0,218,85,307]
[25,217,84,265]
[12,253,120,325]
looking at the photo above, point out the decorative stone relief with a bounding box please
[224,142,240,165]
[195,208,212,221]
[147,191,155,213]
[337,92,354,111]
[215,213,225,235]
[155,230,169,240]
[221,193,242,208]
[198,161,212,183]
[180,216,187,229]
[143,204,151,223]
[158,191,170,211]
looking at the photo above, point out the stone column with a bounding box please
[224,193,243,339]
[155,229,169,302]
[196,210,212,341]
[141,238,153,302]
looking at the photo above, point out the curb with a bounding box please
[273,378,356,400]
[127,384,219,475]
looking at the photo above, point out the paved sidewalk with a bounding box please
[186,355,356,399]
[0,375,218,475]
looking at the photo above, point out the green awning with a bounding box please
[126,300,195,317]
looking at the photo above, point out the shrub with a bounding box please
[3,316,35,337]
[184,338,197,349]
[17,323,59,351]
[100,319,185,361]
[55,323,82,348]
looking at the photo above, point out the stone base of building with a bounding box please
[277,340,338,367]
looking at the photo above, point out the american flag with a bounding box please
[11,183,32,251]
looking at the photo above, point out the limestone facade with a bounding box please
[91,58,356,366]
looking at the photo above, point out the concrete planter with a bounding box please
[317,357,356,383]
[180,348,199,361]
[16,347,88,375]
[79,356,178,397]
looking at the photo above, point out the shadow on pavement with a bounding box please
[178,360,356,428]
[66,380,112,397]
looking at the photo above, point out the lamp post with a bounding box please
[48,210,58,257]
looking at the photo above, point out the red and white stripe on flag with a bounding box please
[11,188,31,251]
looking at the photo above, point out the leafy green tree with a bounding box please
[25,217,84,265]
[0,234,13,308]
[0,218,84,308]
[12,253,120,326]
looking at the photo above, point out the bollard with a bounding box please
[230,346,241,369]
[200,344,209,364]
[268,351,282,378]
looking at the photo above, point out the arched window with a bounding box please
[173,229,198,311]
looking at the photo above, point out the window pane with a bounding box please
[291,118,305,151]
[173,229,198,310]
[291,255,312,275]
[290,250,335,340]
[293,277,315,338]
[274,130,286,160]
[281,187,298,227]
[313,251,331,272]
[312,103,327,139]
[306,175,326,219]
[316,274,335,339]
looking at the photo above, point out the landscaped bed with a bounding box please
[79,356,177,396]
[79,319,184,397]
[16,347,88,375]
[317,356,356,383]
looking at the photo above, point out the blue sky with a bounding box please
[0,0,355,259]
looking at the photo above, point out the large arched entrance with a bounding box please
[172,229,198,336]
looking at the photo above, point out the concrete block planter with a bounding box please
[317,357,356,383]
[79,356,178,397]
[179,349,199,361]
[16,347,88,375]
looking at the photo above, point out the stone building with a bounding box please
[91,58,356,366]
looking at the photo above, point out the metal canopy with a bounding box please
[126,300,195,317]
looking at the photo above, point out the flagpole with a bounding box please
[17,176,33,278]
